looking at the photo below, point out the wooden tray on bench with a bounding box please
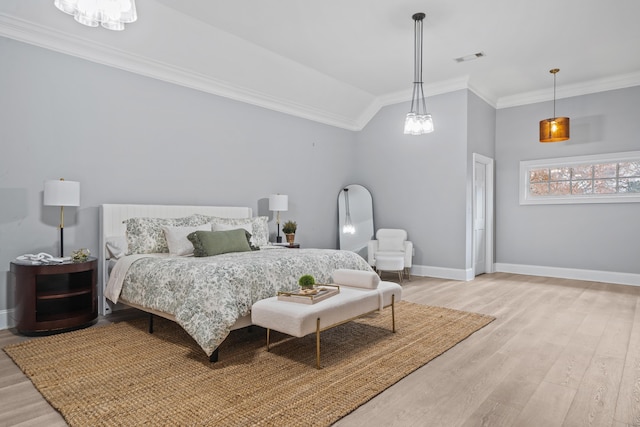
[277,284,340,304]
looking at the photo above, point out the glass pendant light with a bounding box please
[342,188,355,234]
[54,0,137,31]
[404,12,434,135]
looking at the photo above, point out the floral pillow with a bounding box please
[195,215,269,247]
[124,215,206,254]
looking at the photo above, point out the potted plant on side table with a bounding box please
[282,220,297,245]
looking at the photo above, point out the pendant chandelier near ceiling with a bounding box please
[404,12,434,135]
[539,68,570,143]
[54,0,137,31]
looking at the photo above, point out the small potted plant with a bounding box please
[282,220,297,245]
[71,248,90,263]
[298,274,315,290]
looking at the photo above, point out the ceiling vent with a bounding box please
[454,52,485,63]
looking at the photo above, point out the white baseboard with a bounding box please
[0,309,15,330]
[411,265,474,281]
[495,263,640,287]
[411,263,640,287]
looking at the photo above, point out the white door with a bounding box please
[474,162,487,275]
[472,153,494,276]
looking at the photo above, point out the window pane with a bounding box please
[594,179,617,194]
[549,182,571,195]
[571,165,593,180]
[619,161,640,178]
[593,163,617,178]
[619,178,640,193]
[530,183,549,196]
[572,180,593,194]
[550,167,571,181]
[522,152,640,205]
[529,168,549,183]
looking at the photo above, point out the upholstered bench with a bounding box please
[251,269,402,368]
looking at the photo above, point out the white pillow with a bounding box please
[105,236,128,259]
[162,224,211,256]
[332,269,380,289]
[212,222,252,235]
[207,216,269,247]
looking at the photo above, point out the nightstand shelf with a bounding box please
[11,258,98,335]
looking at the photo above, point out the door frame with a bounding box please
[472,153,495,276]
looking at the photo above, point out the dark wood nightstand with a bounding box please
[11,258,98,335]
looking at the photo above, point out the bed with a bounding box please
[99,204,374,361]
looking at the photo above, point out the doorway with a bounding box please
[472,153,494,276]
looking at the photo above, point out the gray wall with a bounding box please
[495,86,640,274]
[354,90,470,270]
[0,37,357,317]
[466,92,497,269]
[2,33,638,325]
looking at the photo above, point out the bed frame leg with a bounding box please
[148,313,154,334]
[209,348,219,363]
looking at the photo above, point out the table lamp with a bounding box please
[44,178,80,257]
[268,194,288,243]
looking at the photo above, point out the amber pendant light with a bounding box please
[539,68,570,143]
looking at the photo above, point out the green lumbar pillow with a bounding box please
[187,229,252,257]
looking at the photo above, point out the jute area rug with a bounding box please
[4,301,494,426]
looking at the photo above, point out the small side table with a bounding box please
[11,258,98,335]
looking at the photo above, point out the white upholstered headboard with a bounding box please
[98,204,253,315]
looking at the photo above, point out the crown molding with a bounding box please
[0,13,362,131]
[4,12,639,129]
[467,82,497,108]
[496,71,640,109]
[379,76,472,107]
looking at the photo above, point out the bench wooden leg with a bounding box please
[316,317,321,369]
[266,328,271,351]
[148,313,154,334]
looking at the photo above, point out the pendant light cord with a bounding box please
[553,72,557,119]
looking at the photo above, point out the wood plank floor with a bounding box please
[1,272,639,426]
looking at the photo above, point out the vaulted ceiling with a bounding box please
[2,0,640,130]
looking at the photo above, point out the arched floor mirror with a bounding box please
[338,184,374,259]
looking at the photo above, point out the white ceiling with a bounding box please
[2,0,640,130]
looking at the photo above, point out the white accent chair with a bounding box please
[367,229,413,282]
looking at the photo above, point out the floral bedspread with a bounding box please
[112,249,373,356]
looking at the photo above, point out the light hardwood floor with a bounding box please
[1,272,639,426]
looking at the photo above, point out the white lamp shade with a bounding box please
[269,194,288,211]
[44,180,80,206]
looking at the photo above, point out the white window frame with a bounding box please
[519,151,640,205]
